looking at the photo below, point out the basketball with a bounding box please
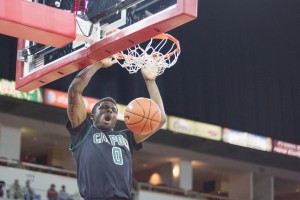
[124,97,161,135]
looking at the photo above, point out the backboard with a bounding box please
[15,0,198,92]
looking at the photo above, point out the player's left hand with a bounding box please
[141,67,157,81]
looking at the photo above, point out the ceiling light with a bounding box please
[173,164,180,178]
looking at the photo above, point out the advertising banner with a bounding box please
[0,79,43,103]
[168,116,222,141]
[273,140,300,158]
[44,88,126,121]
[44,88,99,113]
[223,128,272,152]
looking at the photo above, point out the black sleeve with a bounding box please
[66,119,92,152]
[124,129,142,153]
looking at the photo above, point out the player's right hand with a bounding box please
[100,57,117,68]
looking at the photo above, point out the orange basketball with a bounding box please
[124,97,161,135]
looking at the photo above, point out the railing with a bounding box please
[1,157,232,200]
[33,188,83,200]
[0,156,76,177]
[21,162,76,177]
[136,182,233,200]
[137,182,186,196]
[187,191,232,200]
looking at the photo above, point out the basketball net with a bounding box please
[114,33,181,76]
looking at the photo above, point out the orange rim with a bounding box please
[115,33,180,60]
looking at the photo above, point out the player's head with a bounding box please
[91,97,118,130]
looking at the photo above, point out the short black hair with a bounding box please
[92,97,117,114]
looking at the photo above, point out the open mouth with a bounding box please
[104,115,112,122]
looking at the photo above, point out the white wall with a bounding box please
[0,166,79,200]
[254,175,274,200]
[0,125,21,160]
[228,172,253,200]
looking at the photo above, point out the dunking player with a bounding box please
[66,57,167,200]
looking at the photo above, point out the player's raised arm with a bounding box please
[134,67,167,142]
[67,57,116,128]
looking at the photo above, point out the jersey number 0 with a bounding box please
[112,147,123,165]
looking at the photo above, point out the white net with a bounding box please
[114,33,181,76]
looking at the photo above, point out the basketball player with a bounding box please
[66,57,167,200]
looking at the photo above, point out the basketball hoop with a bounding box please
[114,33,181,76]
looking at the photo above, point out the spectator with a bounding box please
[0,181,5,199]
[58,185,69,200]
[47,184,58,200]
[9,179,22,199]
[22,180,35,200]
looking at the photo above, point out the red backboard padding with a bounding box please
[15,0,198,92]
[0,0,75,48]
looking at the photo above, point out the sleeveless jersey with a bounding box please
[66,119,142,199]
